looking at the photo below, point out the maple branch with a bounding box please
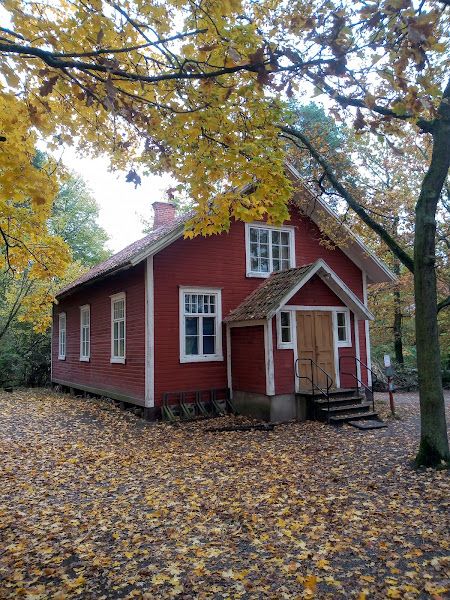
[304,73,435,133]
[0,27,27,41]
[51,29,208,58]
[0,41,334,86]
[280,125,415,273]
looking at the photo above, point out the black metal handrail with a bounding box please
[295,358,333,422]
[338,355,378,413]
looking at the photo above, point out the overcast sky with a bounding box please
[64,149,173,253]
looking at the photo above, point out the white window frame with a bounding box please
[179,287,223,363]
[79,304,90,362]
[245,222,296,278]
[110,292,126,364]
[58,312,66,360]
[333,309,352,348]
[276,310,294,349]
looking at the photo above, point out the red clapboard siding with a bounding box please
[52,203,368,405]
[287,275,345,307]
[52,263,146,401]
[272,318,295,395]
[230,326,266,394]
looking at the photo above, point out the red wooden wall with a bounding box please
[52,263,146,403]
[230,326,266,394]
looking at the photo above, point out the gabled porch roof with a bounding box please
[224,259,374,323]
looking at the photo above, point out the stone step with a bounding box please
[298,388,358,398]
[320,402,372,414]
[348,419,387,430]
[329,411,379,424]
[313,395,364,406]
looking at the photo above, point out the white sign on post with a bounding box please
[384,354,391,368]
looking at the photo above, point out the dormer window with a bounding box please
[245,223,295,277]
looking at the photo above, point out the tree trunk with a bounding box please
[414,79,450,467]
[393,290,404,365]
[392,254,404,365]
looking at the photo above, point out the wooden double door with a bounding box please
[296,311,336,390]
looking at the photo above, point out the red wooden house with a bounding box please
[52,166,394,422]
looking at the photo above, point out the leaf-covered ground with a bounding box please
[0,390,448,599]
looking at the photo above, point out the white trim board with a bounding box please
[264,318,275,396]
[354,315,362,383]
[145,257,155,408]
[226,325,233,399]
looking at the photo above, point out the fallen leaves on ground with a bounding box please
[0,390,448,599]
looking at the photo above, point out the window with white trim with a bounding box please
[246,224,295,277]
[277,310,293,348]
[180,288,223,362]
[58,312,66,360]
[80,305,90,361]
[280,311,292,343]
[111,293,126,363]
[336,310,351,346]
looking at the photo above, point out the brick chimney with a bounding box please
[152,201,176,229]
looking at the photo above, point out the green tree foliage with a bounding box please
[0,175,110,387]
[50,176,110,267]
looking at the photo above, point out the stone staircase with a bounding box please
[297,388,386,428]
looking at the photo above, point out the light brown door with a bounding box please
[296,311,336,390]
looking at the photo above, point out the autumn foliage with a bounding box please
[0,389,449,598]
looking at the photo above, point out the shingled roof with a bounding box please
[224,259,375,322]
[224,264,315,322]
[56,212,191,299]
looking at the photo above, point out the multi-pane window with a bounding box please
[80,305,90,361]
[247,225,293,276]
[280,311,292,343]
[180,289,222,362]
[336,311,349,344]
[58,312,66,359]
[111,293,126,362]
[277,310,293,348]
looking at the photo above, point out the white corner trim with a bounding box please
[264,318,275,396]
[245,222,296,278]
[354,314,362,383]
[330,311,341,388]
[362,272,372,386]
[145,257,155,408]
[178,287,223,363]
[226,324,233,399]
